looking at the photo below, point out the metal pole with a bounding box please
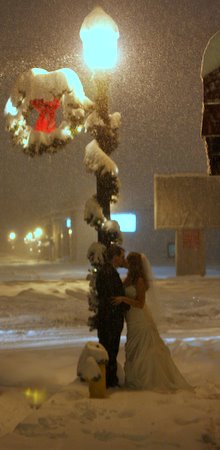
[94,74,112,245]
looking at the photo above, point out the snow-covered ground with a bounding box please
[0,256,219,449]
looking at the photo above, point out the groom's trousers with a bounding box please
[98,315,124,387]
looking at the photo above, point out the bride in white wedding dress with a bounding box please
[113,252,192,392]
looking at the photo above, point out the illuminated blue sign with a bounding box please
[111,213,136,232]
[66,217,72,228]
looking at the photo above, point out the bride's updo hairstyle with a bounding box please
[127,252,146,285]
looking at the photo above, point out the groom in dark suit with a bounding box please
[96,244,129,388]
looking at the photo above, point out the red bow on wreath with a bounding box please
[30,98,60,133]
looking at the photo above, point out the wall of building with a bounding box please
[205,229,220,264]
[119,207,175,265]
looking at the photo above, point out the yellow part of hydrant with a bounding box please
[89,362,106,399]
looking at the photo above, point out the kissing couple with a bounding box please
[96,244,192,392]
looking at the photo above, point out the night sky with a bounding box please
[0,0,220,233]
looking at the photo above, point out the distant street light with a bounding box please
[8,231,16,241]
[33,227,43,240]
[8,231,17,251]
[80,7,120,246]
[24,232,33,243]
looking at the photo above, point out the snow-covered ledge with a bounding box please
[154,174,220,275]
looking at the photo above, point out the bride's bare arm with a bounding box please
[112,277,146,309]
[112,295,142,308]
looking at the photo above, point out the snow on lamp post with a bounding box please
[80,7,122,247]
[80,8,123,331]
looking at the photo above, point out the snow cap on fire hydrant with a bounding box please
[77,341,108,381]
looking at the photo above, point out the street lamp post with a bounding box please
[80,7,120,246]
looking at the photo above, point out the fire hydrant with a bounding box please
[77,342,109,399]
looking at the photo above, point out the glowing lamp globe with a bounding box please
[80,7,119,71]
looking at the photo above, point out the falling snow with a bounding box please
[0,1,220,258]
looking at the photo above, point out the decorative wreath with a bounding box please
[4,68,93,156]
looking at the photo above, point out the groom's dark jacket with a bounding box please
[96,262,129,327]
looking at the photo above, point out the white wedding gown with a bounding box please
[124,286,192,392]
